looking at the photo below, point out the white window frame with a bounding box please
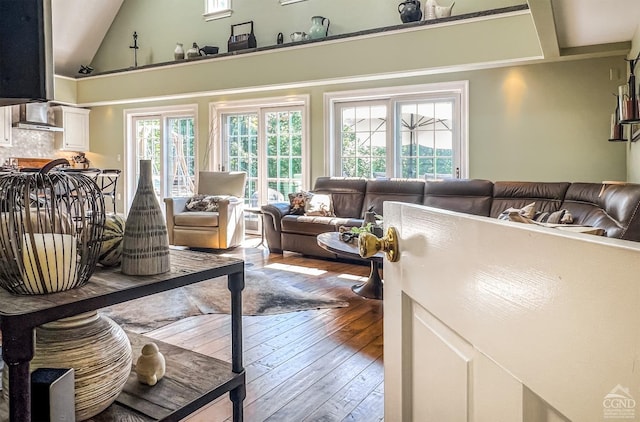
[280,0,307,5]
[124,104,198,214]
[324,81,469,179]
[203,0,232,21]
[209,95,311,199]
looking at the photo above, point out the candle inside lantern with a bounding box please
[22,233,78,294]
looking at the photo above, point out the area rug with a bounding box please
[100,270,349,334]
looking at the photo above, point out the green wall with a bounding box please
[86,55,627,214]
[91,0,520,73]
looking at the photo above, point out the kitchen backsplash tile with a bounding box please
[0,128,66,166]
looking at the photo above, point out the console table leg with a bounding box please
[228,271,245,374]
[228,271,246,422]
[2,324,35,422]
[230,383,246,422]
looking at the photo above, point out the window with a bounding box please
[125,105,198,213]
[327,82,468,180]
[204,0,232,20]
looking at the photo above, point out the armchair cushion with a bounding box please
[174,212,220,227]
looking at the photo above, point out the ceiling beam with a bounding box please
[527,0,560,58]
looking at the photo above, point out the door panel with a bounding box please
[384,202,640,421]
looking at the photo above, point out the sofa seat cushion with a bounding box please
[281,215,362,236]
[174,211,220,227]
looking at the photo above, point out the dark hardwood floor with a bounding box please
[146,237,384,422]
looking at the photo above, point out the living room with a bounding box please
[1,0,640,421]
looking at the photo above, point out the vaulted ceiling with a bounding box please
[51,0,639,78]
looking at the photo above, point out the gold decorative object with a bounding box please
[358,226,400,262]
[0,160,105,294]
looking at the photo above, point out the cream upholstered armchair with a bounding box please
[164,171,247,249]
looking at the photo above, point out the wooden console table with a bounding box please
[0,249,246,422]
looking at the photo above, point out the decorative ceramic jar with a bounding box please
[398,0,422,23]
[308,16,330,39]
[120,159,170,275]
[0,159,105,294]
[186,42,200,59]
[1,311,133,421]
[174,43,185,60]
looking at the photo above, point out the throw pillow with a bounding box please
[288,191,312,215]
[534,209,574,224]
[498,202,536,221]
[304,193,335,217]
[185,195,228,212]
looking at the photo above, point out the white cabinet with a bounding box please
[0,106,12,147]
[53,106,90,151]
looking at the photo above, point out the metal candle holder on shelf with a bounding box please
[0,159,105,294]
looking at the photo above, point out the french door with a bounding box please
[126,106,197,212]
[218,103,307,233]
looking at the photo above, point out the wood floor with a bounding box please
[146,237,384,422]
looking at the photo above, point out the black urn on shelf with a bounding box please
[398,0,423,23]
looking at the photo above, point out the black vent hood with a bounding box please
[0,0,54,106]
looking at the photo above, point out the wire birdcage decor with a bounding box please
[0,160,105,294]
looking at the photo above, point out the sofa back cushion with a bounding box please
[313,177,367,218]
[424,179,494,216]
[363,179,425,218]
[561,182,640,241]
[490,181,570,217]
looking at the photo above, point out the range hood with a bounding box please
[13,103,63,132]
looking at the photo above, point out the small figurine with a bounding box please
[136,342,166,386]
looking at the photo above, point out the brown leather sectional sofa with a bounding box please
[261,177,640,259]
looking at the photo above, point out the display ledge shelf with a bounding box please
[79,4,529,79]
[0,332,245,421]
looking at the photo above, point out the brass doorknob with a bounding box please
[358,227,399,262]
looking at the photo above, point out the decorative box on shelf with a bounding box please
[228,21,257,52]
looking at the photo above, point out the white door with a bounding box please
[383,202,640,422]
[127,109,197,212]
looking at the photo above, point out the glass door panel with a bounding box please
[167,117,196,197]
[134,117,161,196]
[130,113,196,213]
[265,109,303,202]
[224,113,258,206]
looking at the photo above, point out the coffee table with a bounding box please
[317,232,384,300]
